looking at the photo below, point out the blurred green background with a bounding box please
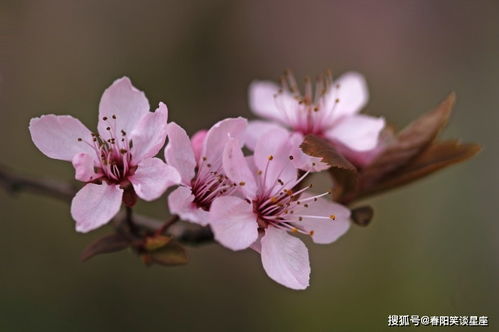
[1,1,497,331]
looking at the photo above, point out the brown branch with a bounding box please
[0,165,76,202]
[0,164,213,245]
[155,215,180,235]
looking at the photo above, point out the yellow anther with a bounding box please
[239,181,246,186]
[329,215,336,220]
[268,155,274,161]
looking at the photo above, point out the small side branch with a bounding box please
[0,164,213,245]
[0,165,76,202]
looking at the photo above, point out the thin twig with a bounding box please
[0,165,76,202]
[156,215,180,235]
[0,164,213,245]
[124,206,139,235]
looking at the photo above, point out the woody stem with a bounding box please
[0,163,213,245]
[156,215,180,235]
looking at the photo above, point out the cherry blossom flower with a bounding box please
[246,71,386,168]
[165,118,247,225]
[209,129,350,290]
[29,77,180,232]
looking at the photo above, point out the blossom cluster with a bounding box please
[28,72,452,290]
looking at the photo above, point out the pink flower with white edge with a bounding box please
[165,118,247,225]
[209,129,350,290]
[29,77,180,233]
[246,71,386,168]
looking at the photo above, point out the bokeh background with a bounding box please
[1,1,497,331]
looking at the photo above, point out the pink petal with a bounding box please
[223,138,257,198]
[325,114,385,151]
[72,153,102,182]
[260,227,310,290]
[98,77,150,139]
[293,194,350,244]
[201,117,247,169]
[209,196,258,251]
[129,157,180,201]
[336,142,385,168]
[249,81,295,124]
[253,128,297,194]
[250,233,263,253]
[324,72,369,122]
[129,102,169,162]
[71,183,123,233]
[164,122,196,185]
[168,186,210,226]
[191,129,207,162]
[29,115,94,161]
[245,120,288,151]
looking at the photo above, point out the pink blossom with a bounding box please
[29,77,180,232]
[165,118,247,225]
[247,71,386,168]
[209,129,350,290]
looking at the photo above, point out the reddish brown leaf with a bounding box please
[361,93,455,186]
[300,134,357,198]
[146,241,188,266]
[351,206,374,226]
[144,235,172,251]
[300,134,357,172]
[354,140,481,200]
[80,233,130,262]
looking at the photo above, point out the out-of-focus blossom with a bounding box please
[209,129,350,290]
[165,118,247,225]
[247,71,385,168]
[29,77,180,232]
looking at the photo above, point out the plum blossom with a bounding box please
[29,77,180,232]
[246,71,386,168]
[165,118,247,225]
[209,129,350,290]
